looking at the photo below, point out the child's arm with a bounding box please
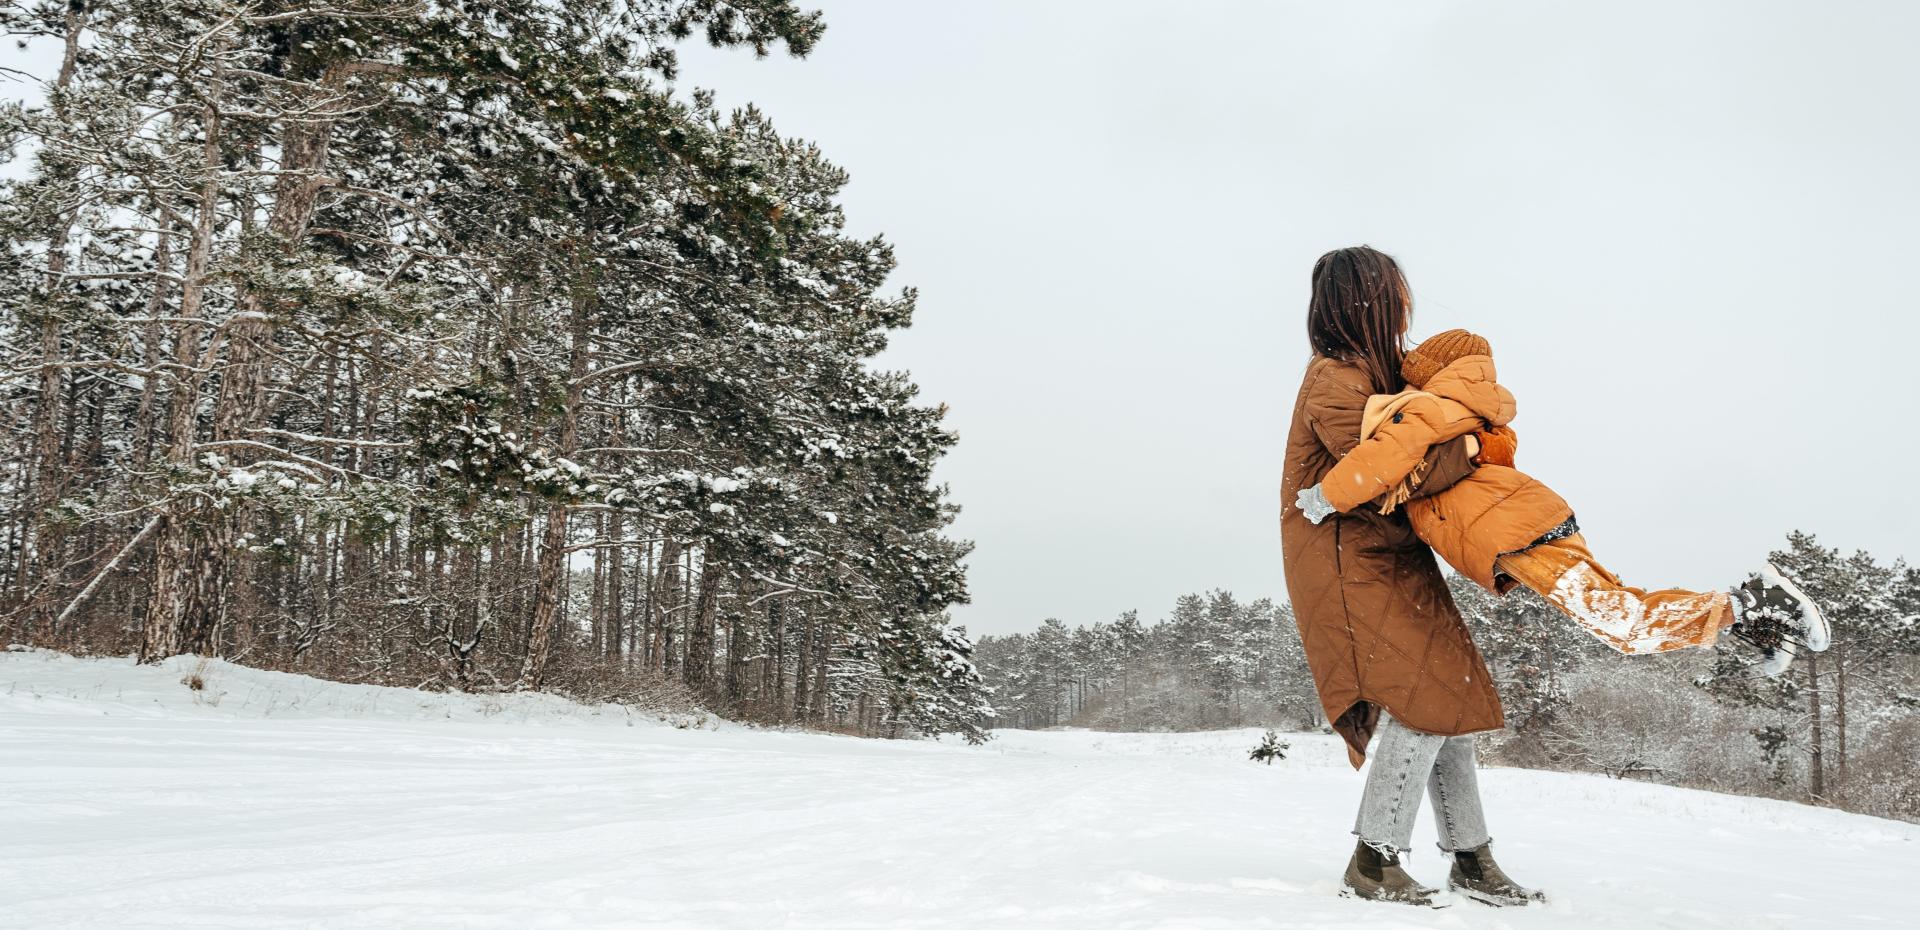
[1297,429,1477,523]
[1316,395,1484,513]
[1295,371,1482,522]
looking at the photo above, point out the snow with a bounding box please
[3,650,1914,929]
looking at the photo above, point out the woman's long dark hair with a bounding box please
[1308,245,1412,394]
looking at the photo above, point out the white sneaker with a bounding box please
[1728,563,1832,677]
[1760,563,1831,652]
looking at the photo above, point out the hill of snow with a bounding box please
[2,648,1913,929]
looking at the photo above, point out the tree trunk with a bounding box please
[211,61,356,447]
[648,539,681,669]
[811,623,831,722]
[519,504,569,689]
[131,235,176,469]
[684,558,721,691]
[792,609,813,720]
[725,590,745,701]
[604,513,623,661]
[141,76,231,663]
[517,273,594,689]
[1806,653,1826,800]
[1835,645,1849,788]
[14,4,93,628]
[767,599,785,705]
[589,512,606,656]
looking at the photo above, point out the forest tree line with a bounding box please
[0,0,992,739]
[977,532,1920,822]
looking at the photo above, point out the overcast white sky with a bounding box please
[9,2,1916,638]
[677,0,1920,635]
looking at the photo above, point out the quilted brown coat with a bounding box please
[1318,354,1574,593]
[1281,356,1505,767]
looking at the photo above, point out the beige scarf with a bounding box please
[1357,390,1480,515]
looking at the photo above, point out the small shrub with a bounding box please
[181,657,210,692]
[1249,729,1290,765]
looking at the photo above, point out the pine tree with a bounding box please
[1700,532,1920,801]
[1,0,980,740]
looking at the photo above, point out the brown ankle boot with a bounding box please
[1342,840,1448,907]
[1448,842,1545,906]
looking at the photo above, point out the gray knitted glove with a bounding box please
[1295,483,1335,525]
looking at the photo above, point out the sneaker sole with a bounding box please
[1764,562,1831,651]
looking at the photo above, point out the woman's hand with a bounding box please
[1296,484,1335,525]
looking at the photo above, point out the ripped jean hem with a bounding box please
[1353,833,1413,857]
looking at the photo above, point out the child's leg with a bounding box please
[1492,534,1733,655]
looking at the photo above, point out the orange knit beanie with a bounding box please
[1401,328,1492,387]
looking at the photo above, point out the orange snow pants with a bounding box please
[1492,533,1734,655]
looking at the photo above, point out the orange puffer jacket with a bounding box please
[1320,355,1573,592]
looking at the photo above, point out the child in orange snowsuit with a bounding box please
[1295,330,1741,658]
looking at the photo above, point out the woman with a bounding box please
[1278,245,1542,908]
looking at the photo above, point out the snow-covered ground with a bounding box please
[2,649,1912,929]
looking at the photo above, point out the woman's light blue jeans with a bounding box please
[1353,714,1492,854]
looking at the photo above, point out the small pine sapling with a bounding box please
[1249,729,1289,765]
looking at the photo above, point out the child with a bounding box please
[1293,329,1830,675]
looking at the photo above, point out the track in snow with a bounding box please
[2,650,1912,929]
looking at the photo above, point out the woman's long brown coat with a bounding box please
[1280,356,1505,767]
